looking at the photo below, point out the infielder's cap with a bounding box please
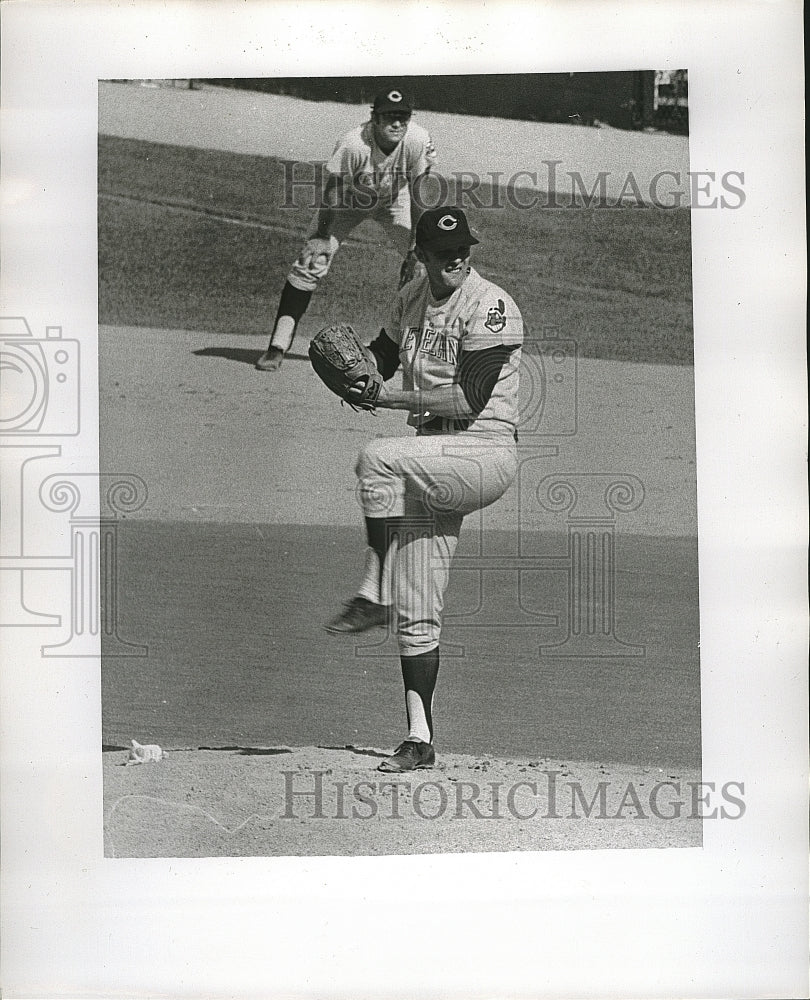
[373,87,413,114]
[415,207,480,250]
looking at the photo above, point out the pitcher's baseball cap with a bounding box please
[415,207,480,251]
[373,88,413,115]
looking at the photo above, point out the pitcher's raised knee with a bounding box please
[355,437,403,478]
[356,440,405,517]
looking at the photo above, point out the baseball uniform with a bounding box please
[326,206,522,771]
[259,87,435,371]
[287,120,437,292]
[357,266,523,654]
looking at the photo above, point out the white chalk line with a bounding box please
[105,793,268,857]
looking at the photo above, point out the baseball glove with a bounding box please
[309,323,383,412]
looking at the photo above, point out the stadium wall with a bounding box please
[209,72,667,132]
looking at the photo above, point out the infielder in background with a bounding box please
[256,87,437,371]
[327,207,523,773]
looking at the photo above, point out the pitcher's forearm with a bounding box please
[376,383,474,419]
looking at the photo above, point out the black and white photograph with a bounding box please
[0,3,806,998]
[97,71,704,858]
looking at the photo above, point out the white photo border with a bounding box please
[1,2,807,998]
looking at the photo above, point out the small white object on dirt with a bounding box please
[126,739,167,765]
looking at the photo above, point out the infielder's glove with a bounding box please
[309,323,383,412]
[299,235,338,266]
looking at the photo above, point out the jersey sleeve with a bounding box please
[462,290,524,351]
[404,124,437,179]
[367,329,401,381]
[382,292,404,347]
[325,129,363,178]
[458,344,516,413]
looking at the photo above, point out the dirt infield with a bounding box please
[100,325,697,536]
[103,519,700,764]
[104,746,701,857]
[100,327,701,855]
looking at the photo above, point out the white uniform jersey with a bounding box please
[385,267,523,436]
[327,121,437,209]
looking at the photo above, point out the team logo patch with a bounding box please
[484,298,507,333]
[387,90,403,102]
[437,214,458,231]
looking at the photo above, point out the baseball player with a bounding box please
[256,87,437,371]
[326,206,523,773]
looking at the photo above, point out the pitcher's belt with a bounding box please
[420,416,471,433]
[419,416,518,442]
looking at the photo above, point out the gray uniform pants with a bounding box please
[355,430,518,655]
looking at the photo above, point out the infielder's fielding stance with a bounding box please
[311,207,523,773]
[256,87,437,371]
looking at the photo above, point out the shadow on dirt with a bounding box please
[193,347,310,366]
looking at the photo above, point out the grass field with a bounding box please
[98,135,695,365]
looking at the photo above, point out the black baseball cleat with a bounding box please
[377,740,436,773]
[324,596,391,634]
[256,347,284,371]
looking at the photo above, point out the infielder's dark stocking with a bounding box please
[269,282,313,351]
[401,648,439,744]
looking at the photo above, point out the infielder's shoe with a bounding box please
[255,347,284,371]
[324,597,391,633]
[377,740,436,772]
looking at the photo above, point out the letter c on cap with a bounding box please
[388,90,403,102]
[437,214,458,231]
